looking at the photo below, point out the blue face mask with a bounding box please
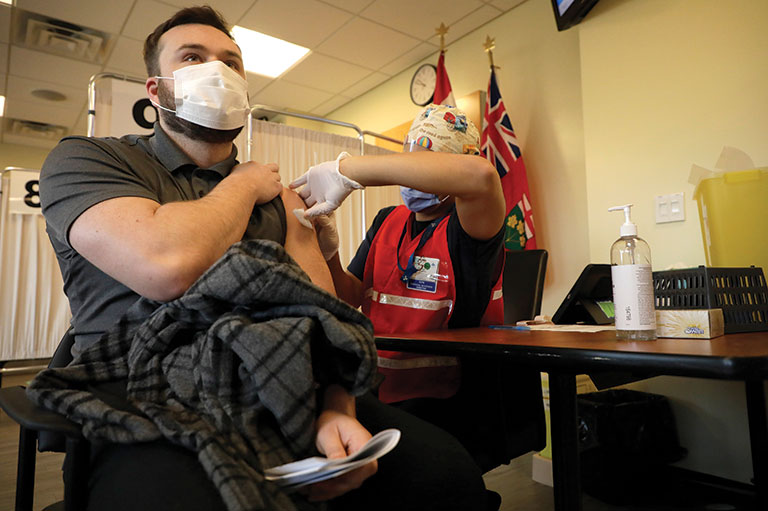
[400,186,441,212]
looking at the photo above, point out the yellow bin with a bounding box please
[693,168,768,273]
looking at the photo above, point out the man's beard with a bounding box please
[157,81,243,144]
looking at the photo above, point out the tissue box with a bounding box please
[655,309,724,339]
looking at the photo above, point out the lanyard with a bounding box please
[396,216,443,283]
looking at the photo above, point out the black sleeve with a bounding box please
[447,213,504,329]
[347,206,397,281]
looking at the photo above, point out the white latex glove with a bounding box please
[314,212,339,261]
[289,152,362,218]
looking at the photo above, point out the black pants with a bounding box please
[84,393,488,511]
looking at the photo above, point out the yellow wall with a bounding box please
[583,0,768,483]
[581,0,768,269]
[0,143,51,172]
[329,0,768,483]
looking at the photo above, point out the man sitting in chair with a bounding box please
[37,6,491,511]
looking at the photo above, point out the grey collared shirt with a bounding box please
[40,123,286,355]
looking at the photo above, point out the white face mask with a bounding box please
[153,60,250,130]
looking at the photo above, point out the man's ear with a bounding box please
[146,77,159,102]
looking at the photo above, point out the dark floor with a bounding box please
[485,455,758,511]
[0,367,760,511]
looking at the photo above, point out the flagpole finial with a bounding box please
[483,36,498,70]
[435,23,449,52]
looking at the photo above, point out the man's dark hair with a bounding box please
[143,5,233,77]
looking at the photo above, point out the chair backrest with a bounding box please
[38,328,75,452]
[502,249,548,324]
[49,328,75,369]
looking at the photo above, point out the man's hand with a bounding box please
[289,152,362,218]
[230,161,282,205]
[306,409,378,502]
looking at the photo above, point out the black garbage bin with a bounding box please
[577,389,688,505]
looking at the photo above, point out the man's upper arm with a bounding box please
[40,137,159,249]
[281,188,336,295]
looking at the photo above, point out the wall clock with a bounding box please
[409,63,437,106]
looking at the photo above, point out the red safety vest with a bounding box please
[363,205,504,403]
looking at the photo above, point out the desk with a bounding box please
[375,328,768,511]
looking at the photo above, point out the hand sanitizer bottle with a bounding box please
[608,204,657,340]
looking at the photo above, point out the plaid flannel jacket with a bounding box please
[28,240,378,511]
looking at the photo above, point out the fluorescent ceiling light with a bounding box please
[0,96,5,117]
[0,0,12,5]
[232,26,309,78]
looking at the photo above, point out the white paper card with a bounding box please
[264,428,401,488]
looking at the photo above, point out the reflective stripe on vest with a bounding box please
[366,289,453,312]
[377,355,460,370]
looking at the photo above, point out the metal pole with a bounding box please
[87,73,146,137]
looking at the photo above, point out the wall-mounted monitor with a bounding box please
[551,0,600,31]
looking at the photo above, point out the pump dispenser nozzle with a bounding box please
[608,204,638,237]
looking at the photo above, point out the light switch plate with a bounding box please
[668,192,685,222]
[655,192,685,223]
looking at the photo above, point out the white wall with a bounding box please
[329,0,768,483]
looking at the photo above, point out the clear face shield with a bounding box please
[402,135,433,153]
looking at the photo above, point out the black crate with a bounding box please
[653,265,768,333]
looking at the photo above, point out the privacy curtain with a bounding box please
[0,168,70,360]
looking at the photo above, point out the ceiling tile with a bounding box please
[487,0,528,12]
[9,46,102,90]
[7,75,86,112]
[316,17,419,69]
[0,6,10,44]
[379,42,438,76]
[245,73,273,97]
[341,71,389,98]
[360,0,484,41]
[444,4,501,46]
[121,0,179,41]
[5,97,82,127]
[71,105,89,137]
[281,53,371,94]
[319,0,375,14]
[157,0,257,26]
[17,0,135,35]
[1,0,509,150]
[105,36,146,78]
[310,93,353,116]
[238,0,352,49]
[252,80,333,113]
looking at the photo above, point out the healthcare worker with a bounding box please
[291,104,507,471]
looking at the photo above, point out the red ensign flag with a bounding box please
[481,69,536,250]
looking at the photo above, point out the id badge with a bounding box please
[405,256,440,293]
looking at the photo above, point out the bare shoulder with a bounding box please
[281,187,306,210]
[281,187,314,233]
[280,187,335,294]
